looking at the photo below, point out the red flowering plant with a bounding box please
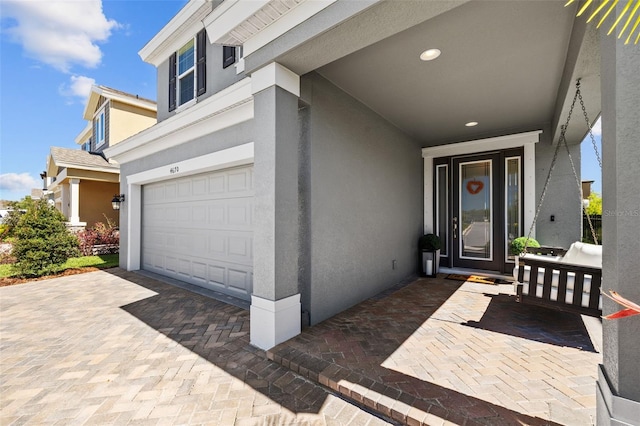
[77,218,119,256]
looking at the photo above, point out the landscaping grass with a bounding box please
[0,254,119,279]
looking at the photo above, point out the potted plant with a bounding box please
[419,234,441,276]
[509,236,541,274]
[509,236,540,257]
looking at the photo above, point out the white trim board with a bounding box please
[83,85,157,121]
[597,364,640,425]
[251,63,300,96]
[422,130,541,241]
[205,0,337,58]
[421,131,541,158]
[127,143,254,185]
[139,0,212,67]
[250,293,301,350]
[204,0,269,45]
[123,142,255,271]
[241,0,337,57]
[105,78,253,165]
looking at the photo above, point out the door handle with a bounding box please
[453,217,458,239]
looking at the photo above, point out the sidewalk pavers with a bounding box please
[0,269,390,425]
[268,277,601,425]
[1,270,601,425]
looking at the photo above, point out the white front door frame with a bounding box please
[422,130,540,239]
[123,142,255,271]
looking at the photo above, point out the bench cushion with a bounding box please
[561,242,602,268]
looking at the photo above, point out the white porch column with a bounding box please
[596,13,640,425]
[68,179,81,225]
[60,184,70,219]
[250,63,301,350]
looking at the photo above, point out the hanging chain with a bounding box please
[577,80,603,170]
[562,135,599,245]
[575,79,601,244]
[523,79,601,253]
[523,85,579,254]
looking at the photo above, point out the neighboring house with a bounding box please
[105,2,638,423]
[582,180,595,202]
[44,86,156,229]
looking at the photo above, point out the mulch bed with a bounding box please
[0,267,115,287]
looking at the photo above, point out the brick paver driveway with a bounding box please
[0,269,390,425]
[269,278,602,425]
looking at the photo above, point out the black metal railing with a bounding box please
[583,214,602,245]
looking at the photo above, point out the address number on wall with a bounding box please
[169,166,180,174]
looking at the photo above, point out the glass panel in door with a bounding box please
[459,160,492,260]
[505,157,521,262]
[452,153,501,271]
[435,164,448,258]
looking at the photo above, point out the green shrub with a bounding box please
[2,197,35,239]
[11,198,79,277]
[509,236,540,256]
[0,224,7,240]
[419,233,442,251]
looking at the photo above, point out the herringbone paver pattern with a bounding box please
[0,269,390,425]
[269,277,602,425]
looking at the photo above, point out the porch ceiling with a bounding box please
[316,1,584,147]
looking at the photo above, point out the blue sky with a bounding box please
[0,0,188,201]
[580,119,602,194]
[0,0,602,201]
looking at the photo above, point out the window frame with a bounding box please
[223,45,237,69]
[177,38,196,107]
[169,29,206,112]
[94,107,106,148]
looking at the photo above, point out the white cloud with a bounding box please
[0,173,39,192]
[2,0,119,72]
[591,117,602,136]
[59,75,95,101]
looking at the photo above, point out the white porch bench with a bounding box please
[513,242,602,317]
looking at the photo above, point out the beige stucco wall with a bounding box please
[79,180,120,228]
[108,101,156,146]
[48,169,120,227]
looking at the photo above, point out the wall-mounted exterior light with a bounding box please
[111,194,125,211]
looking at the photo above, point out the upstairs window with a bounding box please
[223,46,237,69]
[95,108,105,147]
[178,39,195,105]
[169,29,206,112]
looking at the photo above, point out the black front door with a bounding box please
[434,148,524,273]
[452,153,503,271]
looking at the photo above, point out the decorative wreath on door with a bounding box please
[466,179,484,195]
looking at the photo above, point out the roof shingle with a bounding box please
[50,147,119,171]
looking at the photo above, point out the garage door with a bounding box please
[142,166,253,300]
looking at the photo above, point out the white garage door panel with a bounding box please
[142,166,254,300]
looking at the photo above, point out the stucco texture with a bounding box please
[79,180,120,228]
[534,130,582,248]
[156,43,245,123]
[300,73,423,325]
[108,101,156,146]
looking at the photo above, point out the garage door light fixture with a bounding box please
[111,194,125,210]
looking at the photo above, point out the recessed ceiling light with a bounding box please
[465,121,479,127]
[420,48,441,61]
